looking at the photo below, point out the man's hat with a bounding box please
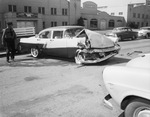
[7,22,13,25]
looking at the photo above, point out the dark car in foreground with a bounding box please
[106,27,138,41]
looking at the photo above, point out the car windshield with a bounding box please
[64,28,83,38]
[113,28,125,32]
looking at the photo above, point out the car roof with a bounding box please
[114,27,131,30]
[141,26,150,28]
[44,26,84,31]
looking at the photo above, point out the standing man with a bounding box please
[1,22,16,63]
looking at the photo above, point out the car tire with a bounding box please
[124,98,150,117]
[75,50,84,65]
[31,47,40,58]
[132,35,136,40]
[145,34,149,39]
[16,44,22,54]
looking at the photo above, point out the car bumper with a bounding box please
[103,94,113,109]
[138,33,146,37]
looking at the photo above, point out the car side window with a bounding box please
[39,31,51,39]
[127,28,132,31]
[53,31,63,39]
[64,28,83,38]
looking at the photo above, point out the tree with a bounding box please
[77,17,84,26]
[126,22,138,29]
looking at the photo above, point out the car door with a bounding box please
[37,30,52,44]
[45,30,68,57]
[121,28,129,39]
[126,28,134,38]
[66,29,86,58]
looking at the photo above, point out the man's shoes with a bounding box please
[11,59,15,62]
[7,60,10,64]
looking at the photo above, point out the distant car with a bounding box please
[138,27,150,39]
[107,27,138,41]
[104,32,119,43]
[19,26,120,64]
[103,53,150,117]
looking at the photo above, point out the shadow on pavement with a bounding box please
[77,56,130,67]
[1,54,130,67]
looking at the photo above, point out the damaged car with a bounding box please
[19,26,120,64]
[103,53,150,117]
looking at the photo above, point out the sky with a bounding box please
[81,0,146,7]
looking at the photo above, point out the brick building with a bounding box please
[81,1,125,30]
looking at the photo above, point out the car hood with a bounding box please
[126,53,150,69]
[20,36,40,44]
[85,29,115,48]
[138,30,148,33]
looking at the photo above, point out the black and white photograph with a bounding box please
[0,0,150,117]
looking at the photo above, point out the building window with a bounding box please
[42,7,45,14]
[51,8,57,15]
[62,8,67,15]
[38,7,45,14]
[8,5,17,12]
[109,20,115,27]
[51,22,57,27]
[90,19,98,28]
[24,6,32,13]
[146,22,148,26]
[111,13,115,16]
[117,20,122,22]
[138,13,140,18]
[43,22,45,29]
[119,12,123,15]
[133,13,136,18]
[38,7,41,14]
[62,22,67,26]
[142,14,144,19]
[146,14,148,19]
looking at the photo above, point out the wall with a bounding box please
[69,0,81,25]
[127,4,150,27]
[81,1,125,30]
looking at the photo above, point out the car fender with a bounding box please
[103,66,150,107]
[120,90,150,110]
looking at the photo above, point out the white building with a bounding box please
[99,0,150,28]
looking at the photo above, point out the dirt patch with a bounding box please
[24,77,40,81]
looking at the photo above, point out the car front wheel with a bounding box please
[145,34,149,39]
[125,98,150,117]
[132,35,137,40]
[31,48,40,58]
[75,50,84,65]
